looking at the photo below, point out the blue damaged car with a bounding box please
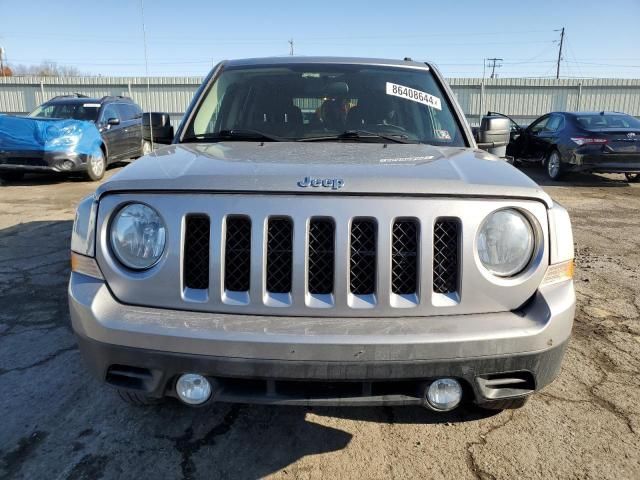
[0,94,152,182]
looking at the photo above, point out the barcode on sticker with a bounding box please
[386,82,441,110]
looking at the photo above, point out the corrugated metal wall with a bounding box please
[2,76,639,127]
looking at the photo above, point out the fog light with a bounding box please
[176,374,211,405]
[62,160,75,170]
[425,378,463,411]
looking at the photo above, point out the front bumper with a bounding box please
[0,149,89,173]
[69,273,575,406]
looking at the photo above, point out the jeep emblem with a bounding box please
[297,176,345,190]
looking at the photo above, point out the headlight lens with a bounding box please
[477,209,534,277]
[110,203,166,270]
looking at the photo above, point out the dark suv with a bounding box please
[0,94,151,182]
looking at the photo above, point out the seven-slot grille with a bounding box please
[182,214,460,303]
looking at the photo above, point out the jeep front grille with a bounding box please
[183,215,210,290]
[182,213,455,304]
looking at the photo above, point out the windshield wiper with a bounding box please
[182,129,285,143]
[298,130,414,144]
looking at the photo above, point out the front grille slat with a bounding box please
[392,219,419,295]
[266,218,293,293]
[433,219,459,294]
[308,219,335,294]
[350,219,377,295]
[224,217,251,292]
[183,215,210,290]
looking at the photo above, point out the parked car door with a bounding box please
[98,104,127,161]
[534,113,564,158]
[127,103,144,156]
[115,103,142,158]
[513,115,550,161]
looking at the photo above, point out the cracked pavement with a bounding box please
[0,166,639,479]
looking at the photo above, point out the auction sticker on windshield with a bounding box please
[386,82,441,110]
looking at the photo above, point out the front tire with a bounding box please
[545,150,564,181]
[86,150,106,181]
[0,171,25,183]
[626,173,640,183]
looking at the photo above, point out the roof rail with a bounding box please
[50,93,90,100]
[99,95,134,102]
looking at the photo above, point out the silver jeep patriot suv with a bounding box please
[69,57,575,412]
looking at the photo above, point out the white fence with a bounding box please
[2,76,640,128]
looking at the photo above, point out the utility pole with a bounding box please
[556,27,565,79]
[486,58,503,79]
[288,38,294,56]
[0,47,5,76]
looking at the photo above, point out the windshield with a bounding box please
[575,113,640,130]
[29,102,100,122]
[183,63,465,146]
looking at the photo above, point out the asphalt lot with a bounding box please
[0,164,639,480]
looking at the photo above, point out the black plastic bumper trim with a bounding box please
[76,333,569,406]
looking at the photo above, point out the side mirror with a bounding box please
[476,115,511,158]
[143,112,174,144]
[107,117,120,126]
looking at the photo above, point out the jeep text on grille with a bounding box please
[69,57,575,412]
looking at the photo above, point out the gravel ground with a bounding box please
[0,165,639,480]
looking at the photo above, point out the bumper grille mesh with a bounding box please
[224,217,251,292]
[183,215,210,290]
[392,219,419,295]
[350,219,376,295]
[266,218,293,293]
[433,219,459,294]
[308,219,335,294]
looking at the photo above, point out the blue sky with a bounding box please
[1,0,639,78]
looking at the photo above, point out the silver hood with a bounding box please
[96,142,552,207]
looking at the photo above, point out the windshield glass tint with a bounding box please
[575,114,640,130]
[29,103,100,122]
[185,64,465,146]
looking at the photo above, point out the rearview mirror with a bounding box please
[107,117,120,126]
[476,115,510,157]
[142,112,174,144]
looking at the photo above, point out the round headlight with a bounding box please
[110,203,166,270]
[477,209,534,277]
